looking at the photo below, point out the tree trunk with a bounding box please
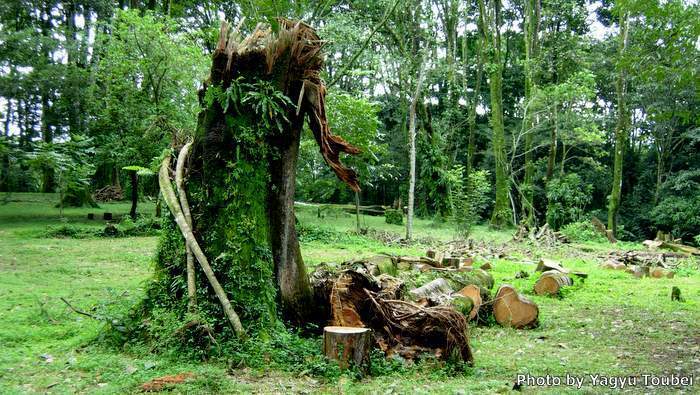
[480,0,512,228]
[608,11,630,237]
[546,104,558,182]
[151,20,360,330]
[355,191,361,233]
[521,0,540,227]
[465,30,484,178]
[406,58,426,241]
[130,171,138,219]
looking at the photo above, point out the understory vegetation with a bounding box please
[1,194,698,393]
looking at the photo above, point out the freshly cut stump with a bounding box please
[323,326,372,370]
[454,284,483,320]
[493,285,539,329]
[534,271,573,296]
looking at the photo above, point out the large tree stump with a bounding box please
[493,285,539,329]
[323,326,372,370]
[143,18,362,343]
[534,271,572,296]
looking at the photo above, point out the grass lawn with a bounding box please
[0,193,698,394]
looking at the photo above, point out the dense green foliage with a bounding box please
[2,0,697,241]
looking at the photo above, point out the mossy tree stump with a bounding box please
[148,19,360,336]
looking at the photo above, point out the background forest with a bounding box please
[1,0,699,242]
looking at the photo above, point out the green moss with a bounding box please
[132,82,287,350]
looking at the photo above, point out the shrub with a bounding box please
[560,221,606,243]
[385,208,403,225]
[447,166,491,238]
[545,173,592,230]
[651,173,700,241]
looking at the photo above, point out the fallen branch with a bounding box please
[60,297,101,321]
[176,141,196,311]
[159,156,245,337]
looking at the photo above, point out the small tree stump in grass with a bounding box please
[323,326,372,370]
[87,213,94,220]
[534,271,573,296]
[103,212,113,221]
[493,285,539,329]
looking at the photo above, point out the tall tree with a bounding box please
[521,0,540,226]
[406,58,426,240]
[608,8,630,236]
[479,0,512,227]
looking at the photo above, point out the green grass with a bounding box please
[0,193,698,393]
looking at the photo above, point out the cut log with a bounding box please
[394,255,442,267]
[649,267,669,279]
[534,271,572,296]
[480,262,492,271]
[570,271,588,279]
[658,242,700,256]
[493,285,539,329]
[600,259,626,270]
[454,284,484,320]
[535,258,569,274]
[460,257,474,268]
[323,326,372,370]
[643,239,664,250]
[409,278,453,304]
[442,257,462,268]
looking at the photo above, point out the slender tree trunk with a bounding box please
[406,59,426,241]
[546,104,558,182]
[521,0,540,226]
[608,11,630,236]
[560,142,566,175]
[355,191,361,233]
[130,171,138,219]
[465,31,484,178]
[479,0,512,228]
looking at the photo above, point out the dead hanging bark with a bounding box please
[158,157,245,337]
